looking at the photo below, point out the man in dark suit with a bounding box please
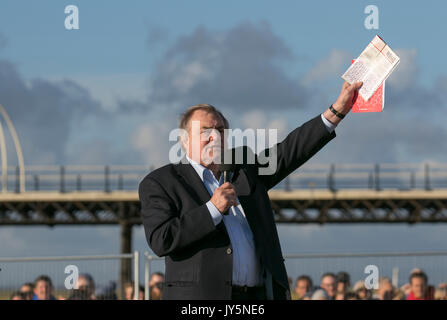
[139,81,362,300]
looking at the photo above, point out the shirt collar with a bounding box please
[185,155,216,182]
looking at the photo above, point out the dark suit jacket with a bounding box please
[138,114,336,300]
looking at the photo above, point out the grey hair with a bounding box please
[178,104,229,150]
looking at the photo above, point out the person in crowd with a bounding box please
[148,272,164,288]
[344,292,359,300]
[407,271,433,300]
[392,289,406,300]
[20,282,34,300]
[32,275,56,300]
[352,280,371,300]
[124,282,134,300]
[311,288,330,300]
[292,275,313,300]
[95,281,118,300]
[10,291,25,300]
[75,273,96,300]
[336,271,351,294]
[124,282,145,300]
[320,273,337,299]
[150,281,163,300]
[434,283,447,300]
[373,277,394,300]
[67,288,93,300]
[335,291,345,300]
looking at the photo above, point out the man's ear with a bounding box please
[179,130,189,153]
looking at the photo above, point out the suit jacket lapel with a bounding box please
[174,160,212,205]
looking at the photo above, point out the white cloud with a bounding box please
[130,119,179,167]
[172,61,213,93]
[387,48,418,90]
[302,49,350,85]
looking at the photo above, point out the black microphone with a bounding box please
[218,153,236,183]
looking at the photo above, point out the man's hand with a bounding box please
[333,81,363,113]
[323,81,363,125]
[210,182,237,214]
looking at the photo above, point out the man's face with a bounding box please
[34,280,51,300]
[411,277,427,298]
[321,276,336,297]
[186,110,225,167]
[295,280,310,298]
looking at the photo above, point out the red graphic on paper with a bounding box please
[351,59,385,113]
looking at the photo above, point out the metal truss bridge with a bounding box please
[0,162,446,226]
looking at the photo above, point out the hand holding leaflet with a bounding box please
[342,35,399,102]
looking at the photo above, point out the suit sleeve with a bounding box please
[255,114,336,190]
[139,176,217,257]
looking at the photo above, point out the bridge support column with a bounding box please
[119,221,132,299]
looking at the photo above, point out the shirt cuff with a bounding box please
[206,200,223,225]
[321,113,337,133]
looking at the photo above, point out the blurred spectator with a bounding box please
[124,282,134,300]
[124,282,144,300]
[335,291,345,300]
[150,281,163,300]
[392,289,406,300]
[149,272,164,288]
[344,292,359,300]
[20,282,34,300]
[137,285,144,300]
[434,285,447,300]
[311,289,329,300]
[32,275,56,300]
[75,273,96,300]
[292,275,313,300]
[95,281,118,300]
[10,291,25,300]
[67,289,92,300]
[336,271,351,294]
[373,277,394,300]
[320,273,337,299]
[353,280,371,300]
[407,271,433,300]
[400,283,411,296]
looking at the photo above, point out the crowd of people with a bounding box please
[289,268,447,300]
[8,272,165,300]
[8,268,447,300]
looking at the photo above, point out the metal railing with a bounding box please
[1,162,447,193]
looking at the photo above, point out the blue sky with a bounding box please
[0,0,447,289]
[0,0,443,83]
